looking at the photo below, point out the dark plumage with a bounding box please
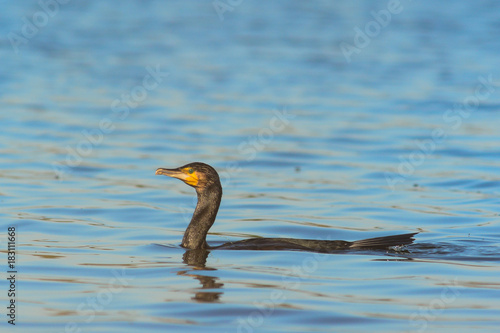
[155,162,417,252]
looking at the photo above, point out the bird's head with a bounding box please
[155,162,221,190]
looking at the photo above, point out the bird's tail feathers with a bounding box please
[350,232,418,249]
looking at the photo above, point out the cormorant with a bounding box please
[155,162,417,252]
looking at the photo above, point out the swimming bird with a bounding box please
[155,162,417,252]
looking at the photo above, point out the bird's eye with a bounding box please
[188,168,194,174]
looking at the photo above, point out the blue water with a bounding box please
[1,1,500,332]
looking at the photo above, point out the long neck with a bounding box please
[181,183,222,249]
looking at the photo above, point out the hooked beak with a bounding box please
[155,168,182,178]
[155,167,199,187]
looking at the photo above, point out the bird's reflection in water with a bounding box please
[177,249,223,303]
